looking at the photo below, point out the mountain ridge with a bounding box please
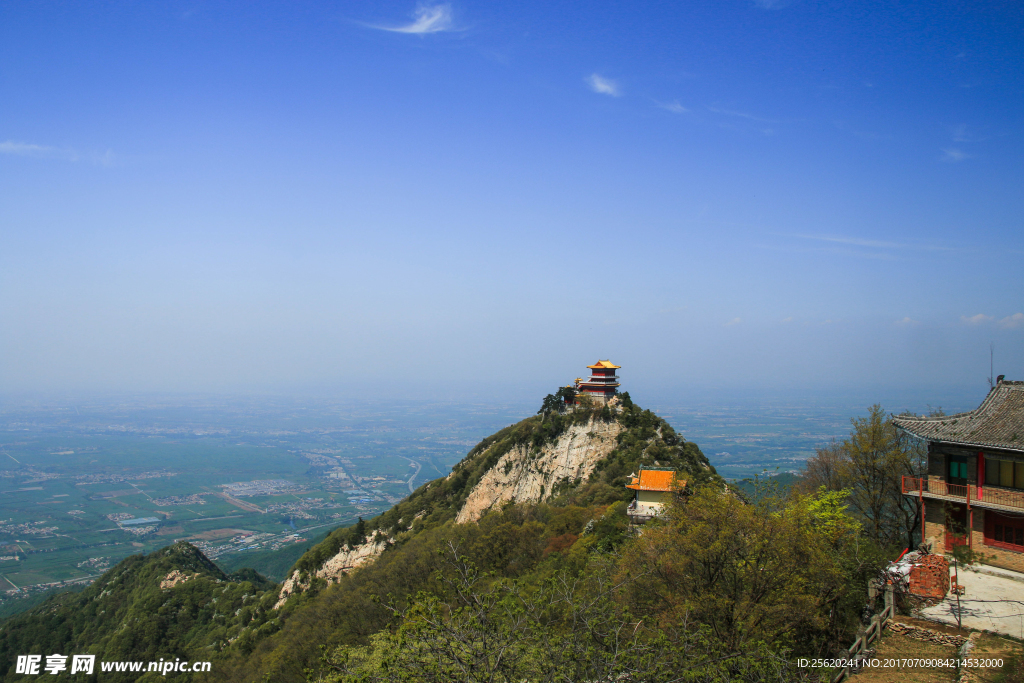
[273,399,716,605]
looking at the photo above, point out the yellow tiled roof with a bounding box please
[587,360,621,369]
[625,469,684,492]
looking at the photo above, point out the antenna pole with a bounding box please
[989,343,995,389]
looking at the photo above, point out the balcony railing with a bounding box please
[902,476,1024,511]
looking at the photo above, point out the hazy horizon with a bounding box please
[0,382,992,424]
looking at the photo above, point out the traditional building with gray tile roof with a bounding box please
[896,378,1024,574]
[893,379,1024,453]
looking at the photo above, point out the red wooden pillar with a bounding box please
[919,478,925,549]
[967,484,973,549]
[978,451,985,501]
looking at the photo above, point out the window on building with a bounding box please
[986,512,1024,552]
[984,458,1024,489]
[978,462,1024,489]
[1002,460,1014,487]
[986,460,1001,486]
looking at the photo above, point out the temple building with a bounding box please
[575,360,621,405]
[626,469,684,522]
[895,378,1024,573]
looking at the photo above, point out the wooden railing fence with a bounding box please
[830,601,894,683]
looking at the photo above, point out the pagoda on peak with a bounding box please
[574,360,621,405]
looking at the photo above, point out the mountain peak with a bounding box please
[275,400,716,604]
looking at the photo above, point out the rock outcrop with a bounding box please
[275,536,389,609]
[160,569,200,589]
[455,417,623,523]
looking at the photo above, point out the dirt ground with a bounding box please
[962,631,1023,683]
[847,617,1023,683]
[853,627,959,683]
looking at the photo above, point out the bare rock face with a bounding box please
[455,417,623,524]
[159,569,199,589]
[274,536,389,609]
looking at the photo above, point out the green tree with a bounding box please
[618,485,881,656]
[319,543,818,683]
[800,405,927,550]
[349,517,367,548]
[538,393,561,416]
[555,386,577,405]
[537,387,578,418]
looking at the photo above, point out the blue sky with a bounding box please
[1,0,1022,405]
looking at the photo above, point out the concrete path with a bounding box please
[916,564,1024,639]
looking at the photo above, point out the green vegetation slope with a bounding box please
[0,542,275,682]
[287,398,716,583]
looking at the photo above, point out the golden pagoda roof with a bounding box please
[626,469,684,492]
[587,360,621,369]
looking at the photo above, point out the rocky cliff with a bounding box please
[455,416,623,523]
[275,536,390,608]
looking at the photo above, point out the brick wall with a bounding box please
[981,544,1024,572]
[908,555,950,599]
[924,504,945,551]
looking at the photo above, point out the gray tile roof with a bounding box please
[893,380,1024,453]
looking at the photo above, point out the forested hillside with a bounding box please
[0,542,276,682]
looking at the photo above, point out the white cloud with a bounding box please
[0,140,78,161]
[942,148,971,162]
[781,317,794,323]
[961,313,993,325]
[895,317,919,326]
[998,313,1024,329]
[372,3,454,34]
[586,74,621,97]
[724,317,742,327]
[658,100,688,114]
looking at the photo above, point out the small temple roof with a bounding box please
[892,380,1024,454]
[587,360,621,369]
[626,469,685,492]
